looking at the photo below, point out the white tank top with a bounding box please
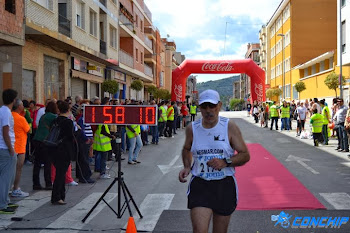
[191,116,235,180]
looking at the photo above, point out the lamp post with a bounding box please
[278,33,285,100]
[339,0,343,99]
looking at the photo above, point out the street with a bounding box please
[1,111,350,233]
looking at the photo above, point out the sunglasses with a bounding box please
[200,102,218,109]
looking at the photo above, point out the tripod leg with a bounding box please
[82,178,118,222]
[123,180,143,218]
[120,179,134,217]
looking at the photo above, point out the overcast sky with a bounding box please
[144,0,282,82]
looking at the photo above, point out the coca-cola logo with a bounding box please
[201,62,234,72]
[254,83,263,103]
[174,84,182,101]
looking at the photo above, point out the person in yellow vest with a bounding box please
[166,101,175,138]
[93,124,114,179]
[126,124,143,165]
[158,101,167,139]
[310,109,324,146]
[190,102,197,122]
[320,100,330,145]
[269,101,279,130]
[280,101,290,131]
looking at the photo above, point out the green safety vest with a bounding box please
[158,106,167,122]
[167,106,174,121]
[310,113,324,133]
[190,105,197,114]
[93,125,112,152]
[126,125,141,139]
[322,106,330,125]
[281,106,290,118]
[270,105,278,117]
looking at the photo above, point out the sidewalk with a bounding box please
[220,111,350,163]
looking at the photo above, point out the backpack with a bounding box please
[43,119,63,147]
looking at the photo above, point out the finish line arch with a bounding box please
[171,59,266,104]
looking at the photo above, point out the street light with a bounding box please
[278,33,285,100]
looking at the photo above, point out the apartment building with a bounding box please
[0,0,25,103]
[266,0,337,102]
[338,0,349,66]
[162,38,176,92]
[259,25,268,85]
[239,43,260,101]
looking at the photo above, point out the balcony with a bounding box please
[144,64,153,78]
[144,26,156,38]
[144,4,152,21]
[119,49,134,68]
[99,0,106,7]
[119,13,134,32]
[100,40,106,55]
[144,37,152,50]
[58,14,71,38]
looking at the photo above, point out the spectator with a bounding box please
[71,95,82,117]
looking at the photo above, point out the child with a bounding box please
[259,109,265,127]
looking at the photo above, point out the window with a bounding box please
[160,72,164,87]
[135,15,138,28]
[33,0,53,10]
[342,21,346,53]
[284,57,290,72]
[270,24,275,38]
[293,85,299,100]
[304,68,309,77]
[89,10,97,36]
[342,0,346,7]
[141,52,143,64]
[283,4,290,23]
[271,67,275,79]
[320,61,325,72]
[76,1,85,29]
[311,65,316,75]
[140,20,143,33]
[136,48,139,62]
[285,31,290,46]
[5,0,15,14]
[329,57,334,68]
[110,25,117,48]
[285,84,291,98]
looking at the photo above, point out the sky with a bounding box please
[144,0,282,83]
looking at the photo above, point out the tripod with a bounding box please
[82,127,143,222]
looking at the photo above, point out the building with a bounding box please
[266,0,337,102]
[338,0,349,67]
[186,75,197,103]
[0,0,25,104]
[239,43,260,102]
[162,38,176,92]
[259,25,268,85]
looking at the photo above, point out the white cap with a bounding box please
[199,89,220,105]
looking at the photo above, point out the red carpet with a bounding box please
[235,143,326,210]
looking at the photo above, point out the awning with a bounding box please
[71,70,104,83]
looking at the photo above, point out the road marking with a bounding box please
[39,192,116,233]
[158,155,182,174]
[0,191,51,228]
[341,162,350,168]
[124,194,174,232]
[320,193,350,210]
[286,155,320,174]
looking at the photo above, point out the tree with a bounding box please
[130,79,143,91]
[229,98,244,110]
[101,79,119,97]
[324,72,345,97]
[154,89,171,100]
[266,88,282,99]
[146,85,157,96]
[294,81,306,99]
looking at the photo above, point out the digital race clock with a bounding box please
[83,105,158,125]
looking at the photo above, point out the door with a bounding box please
[44,56,60,102]
[22,69,36,101]
[71,77,85,99]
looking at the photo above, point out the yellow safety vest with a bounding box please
[126,125,141,139]
[281,106,290,118]
[190,105,197,114]
[270,105,278,117]
[93,125,112,152]
[158,106,167,122]
[310,113,324,133]
[167,106,174,121]
[322,106,330,125]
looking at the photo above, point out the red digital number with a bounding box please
[115,107,125,123]
[103,107,112,124]
[145,107,155,124]
[92,107,95,123]
[140,107,142,124]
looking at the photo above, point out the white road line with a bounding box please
[124,194,174,232]
[0,191,51,228]
[39,192,117,233]
[158,155,181,174]
[341,162,350,168]
[320,193,350,210]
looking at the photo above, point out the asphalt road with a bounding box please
[1,111,349,233]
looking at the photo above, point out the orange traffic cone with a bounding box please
[126,216,137,233]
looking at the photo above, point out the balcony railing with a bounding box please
[100,40,106,55]
[119,49,134,68]
[119,13,134,32]
[144,4,152,21]
[58,14,71,38]
[144,37,152,50]
[144,64,153,78]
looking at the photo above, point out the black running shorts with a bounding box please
[187,176,237,216]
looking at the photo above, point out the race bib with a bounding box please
[196,155,226,180]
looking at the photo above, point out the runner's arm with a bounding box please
[228,120,250,167]
[179,124,193,183]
